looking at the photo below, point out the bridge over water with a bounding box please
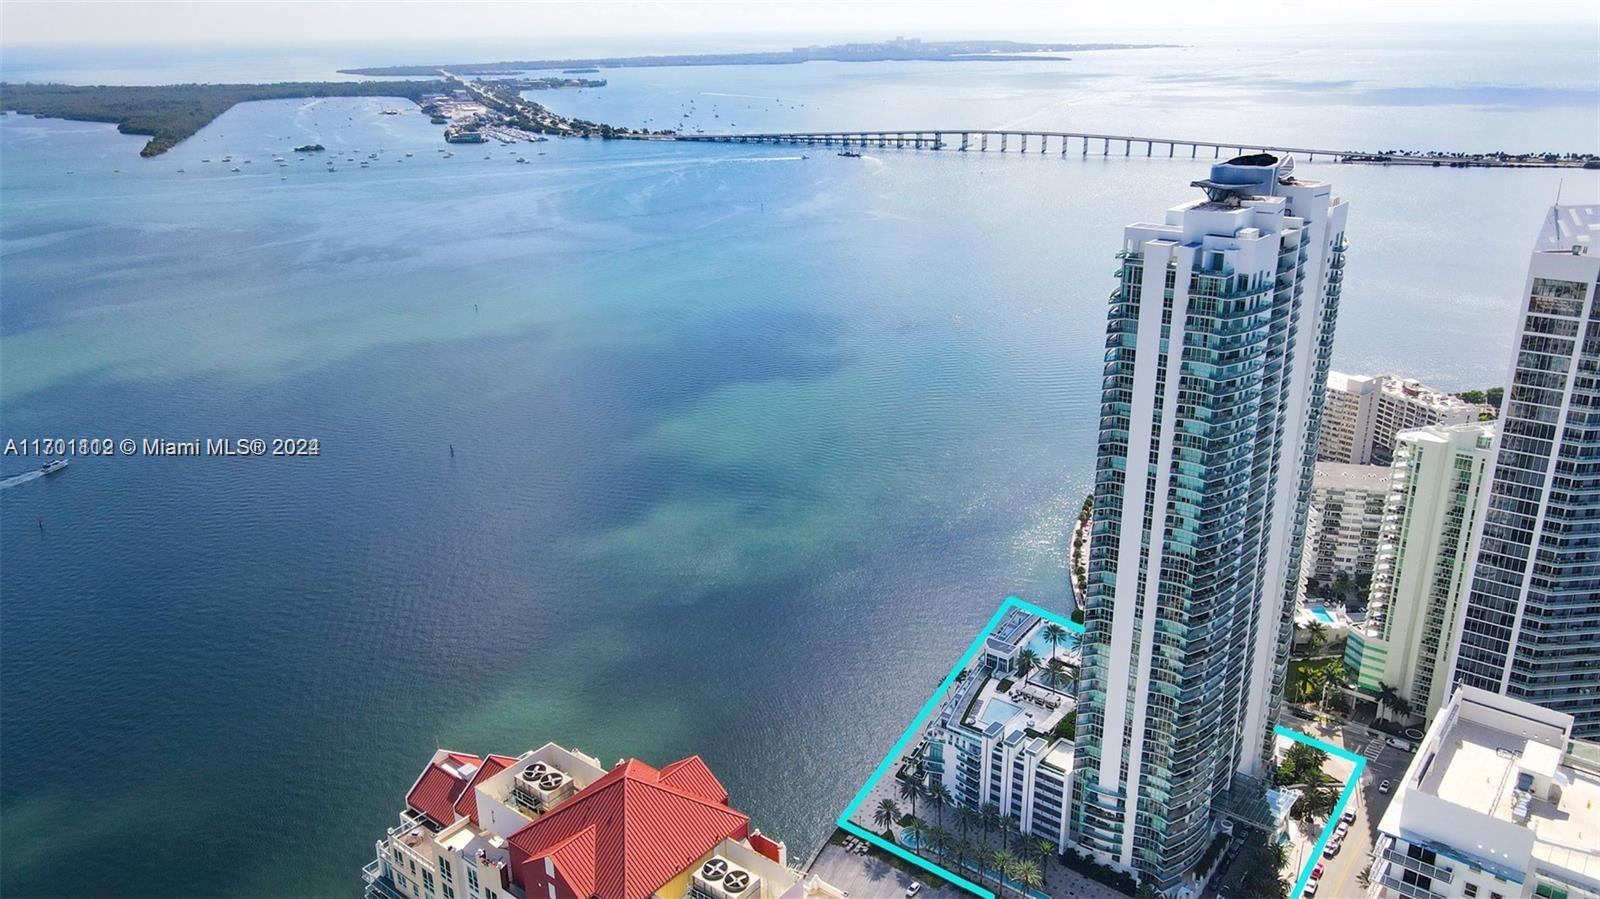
[672,129,1370,162]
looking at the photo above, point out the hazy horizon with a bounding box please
[4,0,1597,49]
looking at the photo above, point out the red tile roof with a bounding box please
[406,753,482,827]
[455,754,520,825]
[506,757,750,899]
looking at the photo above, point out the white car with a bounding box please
[1379,779,1392,794]
[1335,823,1349,839]
[1303,880,1319,896]
[1341,810,1357,825]
[907,883,923,897]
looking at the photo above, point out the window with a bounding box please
[466,867,479,892]
[484,890,497,899]
[1491,894,1503,899]
[443,884,455,899]
[1465,885,1478,898]
[438,857,453,882]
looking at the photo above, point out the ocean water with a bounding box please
[2,29,1598,897]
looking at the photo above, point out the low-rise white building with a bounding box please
[921,609,1078,849]
[1367,686,1600,899]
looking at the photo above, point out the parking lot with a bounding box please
[808,842,973,899]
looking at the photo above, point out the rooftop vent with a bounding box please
[698,859,759,898]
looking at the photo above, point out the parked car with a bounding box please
[907,883,923,897]
[1312,864,1326,880]
[1379,779,1392,794]
[1386,737,1414,751]
[1335,823,1350,839]
[1341,809,1357,824]
[1323,842,1340,858]
[1303,881,1319,896]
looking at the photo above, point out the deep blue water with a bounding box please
[2,29,1598,898]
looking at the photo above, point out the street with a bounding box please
[1279,715,1413,899]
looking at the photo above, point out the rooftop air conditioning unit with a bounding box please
[699,859,757,898]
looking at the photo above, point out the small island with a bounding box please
[0,80,447,156]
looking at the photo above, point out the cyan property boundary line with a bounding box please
[836,595,1082,899]
[834,595,1368,899]
[1276,725,1368,899]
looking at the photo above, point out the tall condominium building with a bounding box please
[1302,461,1392,593]
[1344,423,1495,724]
[1451,205,1600,740]
[921,609,1080,850]
[1072,154,1348,890]
[363,744,842,899]
[1319,371,1482,466]
[1365,685,1600,899]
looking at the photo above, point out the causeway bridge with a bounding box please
[672,129,1366,161]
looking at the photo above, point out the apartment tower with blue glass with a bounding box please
[1071,154,1348,891]
[1449,204,1600,740]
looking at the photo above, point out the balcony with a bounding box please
[1380,847,1454,884]
[362,859,411,899]
[1377,870,1448,899]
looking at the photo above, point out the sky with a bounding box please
[3,0,1596,47]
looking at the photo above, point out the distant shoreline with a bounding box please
[0,80,447,156]
[338,40,1175,77]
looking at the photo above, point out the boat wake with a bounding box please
[0,470,45,490]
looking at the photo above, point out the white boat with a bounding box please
[39,459,68,475]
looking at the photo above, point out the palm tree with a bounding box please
[1303,621,1328,655]
[1016,648,1040,681]
[928,782,953,828]
[1014,859,1043,896]
[955,803,977,840]
[1376,681,1401,722]
[907,818,927,852]
[993,850,1020,894]
[1044,658,1069,691]
[929,826,953,858]
[1389,691,1415,723]
[874,798,901,835]
[981,802,1003,844]
[898,778,920,822]
[1042,622,1069,660]
[1023,837,1054,871]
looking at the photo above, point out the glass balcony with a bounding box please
[362,860,411,899]
[1381,847,1454,884]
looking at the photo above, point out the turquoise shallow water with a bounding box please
[2,31,1598,897]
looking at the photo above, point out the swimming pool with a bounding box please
[1311,606,1336,625]
[1025,626,1077,662]
[979,698,1023,727]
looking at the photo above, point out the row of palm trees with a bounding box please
[873,787,1056,898]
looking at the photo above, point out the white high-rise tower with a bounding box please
[1072,154,1348,890]
[1450,204,1600,739]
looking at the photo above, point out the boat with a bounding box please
[838,151,862,158]
[39,459,68,475]
[293,143,325,153]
